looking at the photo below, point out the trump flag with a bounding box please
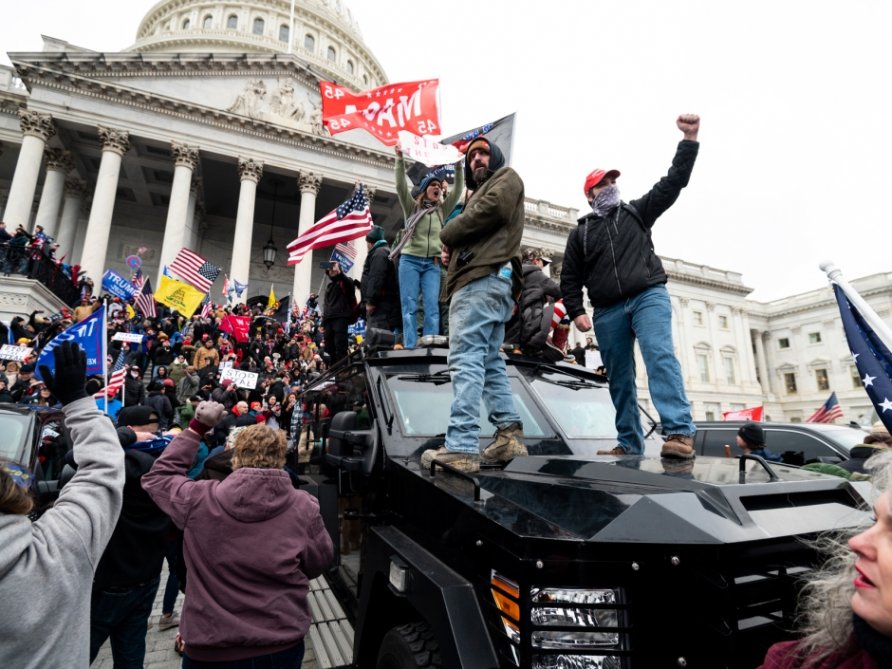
[35,306,106,381]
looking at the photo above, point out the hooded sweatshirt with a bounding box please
[0,397,123,669]
[141,428,333,662]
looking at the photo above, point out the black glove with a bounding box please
[39,341,88,406]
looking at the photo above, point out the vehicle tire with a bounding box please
[375,622,442,669]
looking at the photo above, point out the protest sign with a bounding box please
[0,345,32,362]
[112,332,145,344]
[219,367,258,389]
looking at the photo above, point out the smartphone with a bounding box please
[319,261,333,270]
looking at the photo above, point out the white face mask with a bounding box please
[131,371,140,378]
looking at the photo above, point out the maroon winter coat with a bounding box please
[758,640,879,669]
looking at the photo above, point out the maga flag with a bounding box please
[287,185,373,266]
[155,275,206,317]
[320,79,440,146]
[220,314,251,343]
[722,406,764,422]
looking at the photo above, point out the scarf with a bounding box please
[590,185,621,218]
[389,202,441,261]
[853,613,892,665]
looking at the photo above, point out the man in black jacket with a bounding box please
[561,114,700,459]
[361,225,401,339]
[322,261,358,364]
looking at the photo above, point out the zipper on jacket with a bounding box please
[608,209,623,296]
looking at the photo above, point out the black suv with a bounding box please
[0,403,70,515]
[692,421,868,465]
[295,348,871,669]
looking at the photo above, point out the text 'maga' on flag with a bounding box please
[135,277,157,318]
[169,248,220,293]
[287,184,373,266]
[828,265,892,435]
[405,113,517,186]
[320,79,441,146]
[806,391,844,424]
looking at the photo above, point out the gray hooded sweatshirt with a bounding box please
[0,397,124,668]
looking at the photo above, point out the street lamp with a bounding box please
[263,180,279,270]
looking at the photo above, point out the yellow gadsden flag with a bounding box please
[155,275,206,317]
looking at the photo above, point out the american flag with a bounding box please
[287,185,373,266]
[833,280,892,434]
[130,269,143,290]
[334,241,357,261]
[94,348,127,400]
[806,391,844,424]
[169,248,220,293]
[200,297,213,319]
[135,278,157,318]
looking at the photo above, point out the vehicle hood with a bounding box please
[426,455,869,545]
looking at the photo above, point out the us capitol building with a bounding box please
[0,0,889,425]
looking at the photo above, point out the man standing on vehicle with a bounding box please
[421,137,526,473]
[561,114,700,459]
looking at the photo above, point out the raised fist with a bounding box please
[194,401,226,429]
[677,114,700,140]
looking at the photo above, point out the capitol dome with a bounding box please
[127,0,387,90]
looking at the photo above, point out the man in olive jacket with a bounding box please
[422,137,527,473]
[561,114,700,459]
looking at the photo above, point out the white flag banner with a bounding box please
[220,367,258,390]
[398,131,463,168]
[0,345,32,362]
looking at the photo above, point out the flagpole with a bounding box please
[821,262,892,344]
[102,304,109,415]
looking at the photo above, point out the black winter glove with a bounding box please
[39,341,88,406]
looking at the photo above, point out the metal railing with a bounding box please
[0,243,81,306]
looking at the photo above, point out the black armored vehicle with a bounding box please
[297,346,871,669]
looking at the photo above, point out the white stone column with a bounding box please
[4,110,55,230]
[753,329,773,396]
[291,171,321,308]
[55,178,87,259]
[230,157,263,304]
[157,141,199,284]
[185,175,201,251]
[79,126,130,283]
[33,148,72,239]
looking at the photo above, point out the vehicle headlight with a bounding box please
[531,654,622,669]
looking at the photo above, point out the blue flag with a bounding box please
[834,283,892,434]
[35,306,106,382]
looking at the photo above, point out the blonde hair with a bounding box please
[230,424,286,470]
[0,468,34,515]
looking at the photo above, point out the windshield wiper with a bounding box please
[539,377,601,391]
[395,371,452,385]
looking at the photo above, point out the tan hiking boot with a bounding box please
[597,445,629,455]
[482,423,527,463]
[661,435,695,460]
[421,446,480,473]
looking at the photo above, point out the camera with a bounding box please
[319,261,334,270]
[457,249,474,267]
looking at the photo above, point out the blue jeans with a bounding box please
[89,576,161,668]
[163,539,179,613]
[399,255,441,348]
[446,273,521,453]
[593,284,694,454]
[183,641,304,668]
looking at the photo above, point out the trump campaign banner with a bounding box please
[101,269,138,301]
[321,79,440,146]
[35,306,106,381]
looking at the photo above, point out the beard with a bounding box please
[473,165,489,185]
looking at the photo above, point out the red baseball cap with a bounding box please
[583,168,621,196]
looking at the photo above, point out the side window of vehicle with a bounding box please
[766,430,841,465]
[700,429,738,457]
[327,365,373,429]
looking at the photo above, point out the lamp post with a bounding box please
[263,180,279,270]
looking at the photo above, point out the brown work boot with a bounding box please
[482,423,527,463]
[597,445,629,455]
[421,446,480,473]
[661,435,695,460]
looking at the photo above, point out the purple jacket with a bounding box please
[758,640,879,669]
[142,429,333,662]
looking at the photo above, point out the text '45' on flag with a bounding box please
[320,79,440,146]
[287,185,373,266]
[807,392,844,424]
[169,248,220,293]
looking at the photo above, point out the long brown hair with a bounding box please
[0,468,34,515]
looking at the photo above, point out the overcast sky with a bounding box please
[2,0,890,301]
